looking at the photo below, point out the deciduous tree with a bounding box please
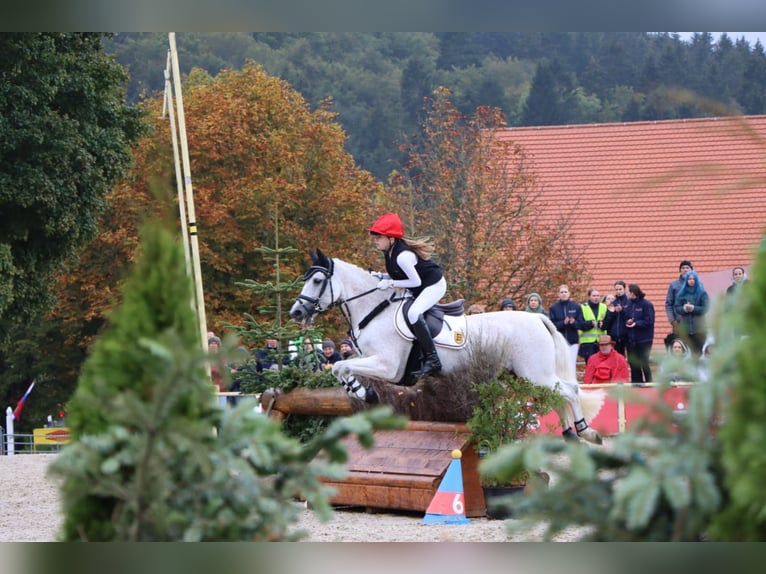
[0,33,143,325]
[389,86,588,309]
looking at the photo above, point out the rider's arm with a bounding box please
[390,250,422,289]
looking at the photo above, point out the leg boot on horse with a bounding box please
[410,315,442,377]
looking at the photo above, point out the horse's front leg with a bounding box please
[332,356,401,404]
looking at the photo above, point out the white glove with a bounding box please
[370,271,385,279]
[377,279,394,290]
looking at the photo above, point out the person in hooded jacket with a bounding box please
[524,292,547,315]
[368,212,446,377]
[725,266,749,297]
[674,269,710,355]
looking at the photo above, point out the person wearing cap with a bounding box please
[582,334,630,384]
[339,338,357,359]
[665,260,693,337]
[500,298,516,311]
[368,212,446,377]
[319,339,343,369]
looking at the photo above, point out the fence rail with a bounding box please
[3,385,694,455]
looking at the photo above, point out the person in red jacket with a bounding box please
[582,334,630,384]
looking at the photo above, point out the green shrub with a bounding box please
[49,220,404,541]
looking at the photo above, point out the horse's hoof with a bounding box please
[364,388,379,404]
[578,428,603,445]
[562,427,580,442]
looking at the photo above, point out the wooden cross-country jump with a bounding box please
[260,387,487,517]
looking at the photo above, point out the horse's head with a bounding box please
[289,248,336,323]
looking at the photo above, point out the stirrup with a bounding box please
[412,360,441,378]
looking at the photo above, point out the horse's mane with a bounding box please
[331,257,379,287]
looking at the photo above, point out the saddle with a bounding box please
[394,298,467,386]
[401,298,466,335]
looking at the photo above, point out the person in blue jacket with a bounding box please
[625,283,655,385]
[673,270,710,355]
[548,284,588,374]
[603,280,629,357]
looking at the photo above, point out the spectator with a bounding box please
[582,334,630,384]
[207,334,226,392]
[500,298,516,311]
[319,339,343,369]
[467,303,486,315]
[659,337,693,383]
[548,284,588,374]
[665,260,693,339]
[339,338,357,359]
[674,270,710,355]
[524,292,547,315]
[255,338,288,373]
[625,283,655,386]
[698,336,715,382]
[227,345,252,405]
[579,288,608,365]
[725,265,749,297]
[603,280,629,356]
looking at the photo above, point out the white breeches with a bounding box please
[407,277,447,323]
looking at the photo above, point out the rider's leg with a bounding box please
[410,315,442,376]
[407,278,446,377]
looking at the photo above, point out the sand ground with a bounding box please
[0,453,585,542]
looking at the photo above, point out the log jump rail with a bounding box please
[259,386,487,517]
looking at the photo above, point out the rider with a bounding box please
[368,212,446,377]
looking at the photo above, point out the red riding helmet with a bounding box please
[367,212,404,238]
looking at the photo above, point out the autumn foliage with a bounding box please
[53,63,382,339]
[388,86,588,309]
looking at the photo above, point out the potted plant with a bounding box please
[466,370,562,518]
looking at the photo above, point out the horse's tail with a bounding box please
[539,315,576,381]
[539,314,605,422]
[579,387,606,421]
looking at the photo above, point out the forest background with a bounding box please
[2,31,766,432]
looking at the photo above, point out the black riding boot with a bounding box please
[410,315,442,377]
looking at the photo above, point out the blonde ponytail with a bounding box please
[403,236,435,260]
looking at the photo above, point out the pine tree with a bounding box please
[50,218,404,540]
[709,239,766,540]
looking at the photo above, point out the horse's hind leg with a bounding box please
[557,380,602,445]
[557,406,579,442]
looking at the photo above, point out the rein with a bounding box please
[300,262,402,353]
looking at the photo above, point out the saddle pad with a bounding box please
[393,300,468,349]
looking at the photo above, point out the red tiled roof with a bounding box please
[496,115,766,348]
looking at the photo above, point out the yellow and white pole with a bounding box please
[168,32,208,351]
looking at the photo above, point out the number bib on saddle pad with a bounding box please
[393,299,468,349]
